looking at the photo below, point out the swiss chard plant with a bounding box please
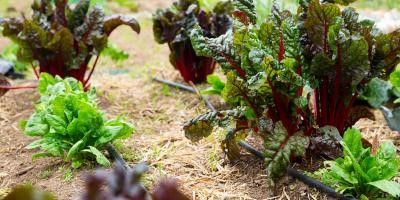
[184,0,400,181]
[298,0,400,133]
[313,128,400,199]
[0,0,140,89]
[185,0,312,181]
[152,0,233,83]
[23,73,134,168]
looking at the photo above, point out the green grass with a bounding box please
[58,166,73,182]
[37,170,53,179]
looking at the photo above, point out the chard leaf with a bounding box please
[360,78,391,108]
[323,0,358,5]
[190,27,237,73]
[368,180,400,198]
[45,27,74,59]
[374,30,400,77]
[184,111,218,142]
[233,0,256,24]
[221,71,246,105]
[67,0,90,30]
[103,14,140,35]
[304,0,340,50]
[264,122,310,181]
[88,146,111,167]
[184,108,247,142]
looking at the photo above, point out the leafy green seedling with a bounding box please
[201,74,225,95]
[23,73,134,168]
[314,128,400,199]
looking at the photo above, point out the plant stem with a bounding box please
[84,55,100,87]
[0,85,37,89]
[31,63,39,79]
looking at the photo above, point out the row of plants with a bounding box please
[181,0,400,199]
[0,0,400,199]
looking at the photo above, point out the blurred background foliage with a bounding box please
[0,0,399,73]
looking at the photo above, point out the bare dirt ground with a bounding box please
[0,1,399,200]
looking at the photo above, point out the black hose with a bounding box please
[153,77,195,93]
[237,140,356,200]
[152,77,216,112]
[106,143,129,170]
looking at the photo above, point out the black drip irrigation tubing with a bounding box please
[153,77,216,111]
[153,77,357,200]
[237,141,356,200]
[106,143,129,170]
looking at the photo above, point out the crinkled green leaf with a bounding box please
[184,111,218,142]
[264,122,310,181]
[233,0,256,24]
[360,78,391,108]
[25,113,49,136]
[45,114,67,134]
[323,0,358,6]
[67,0,90,30]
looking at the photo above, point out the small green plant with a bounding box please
[23,73,134,168]
[201,74,225,95]
[314,128,400,199]
[37,170,53,179]
[58,166,73,182]
[101,43,129,62]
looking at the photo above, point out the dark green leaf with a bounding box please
[360,78,391,108]
[103,14,140,35]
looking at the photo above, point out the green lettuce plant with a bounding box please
[0,0,140,89]
[23,73,134,168]
[314,128,400,199]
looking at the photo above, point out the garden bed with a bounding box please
[0,0,400,199]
